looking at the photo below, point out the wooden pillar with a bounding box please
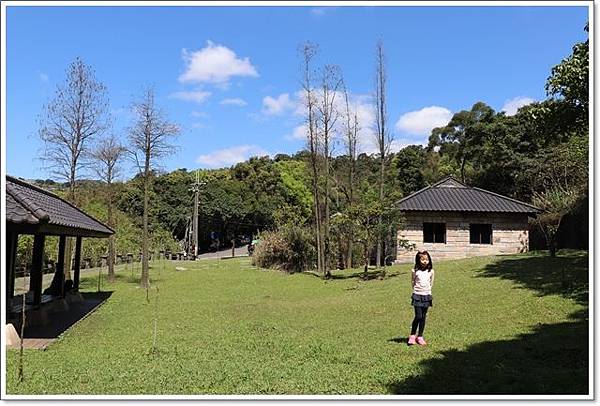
[73,236,82,291]
[30,234,46,306]
[57,235,66,297]
[6,231,18,299]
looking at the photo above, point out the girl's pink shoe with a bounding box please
[407,335,417,345]
[416,336,427,346]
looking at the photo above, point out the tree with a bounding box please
[315,65,342,278]
[38,57,110,202]
[532,188,580,258]
[393,145,427,196]
[341,182,404,276]
[546,23,588,114]
[373,40,393,268]
[528,135,587,257]
[341,80,360,268]
[90,135,126,282]
[38,57,109,279]
[428,102,495,184]
[299,42,325,277]
[128,87,180,289]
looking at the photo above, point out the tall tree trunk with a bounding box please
[377,154,385,268]
[64,173,78,281]
[323,137,331,278]
[107,185,115,283]
[363,242,370,275]
[312,168,323,275]
[374,41,387,269]
[141,151,150,289]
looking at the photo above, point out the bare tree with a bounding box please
[128,87,180,289]
[342,80,360,269]
[316,65,342,278]
[374,40,393,268]
[90,135,126,282]
[39,57,109,201]
[300,42,325,276]
[38,57,109,278]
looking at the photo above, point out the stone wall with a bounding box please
[396,211,530,263]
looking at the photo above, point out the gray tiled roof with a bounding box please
[6,176,114,237]
[397,177,540,214]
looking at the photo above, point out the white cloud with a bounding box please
[286,124,308,141]
[501,96,535,116]
[262,93,296,115]
[220,98,247,107]
[310,7,337,16]
[191,111,209,118]
[169,90,211,104]
[395,106,453,136]
[179,41,258,85]
[196,145,269,168]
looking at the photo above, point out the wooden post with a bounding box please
[30,234,46,306]
[6,232,18,299]
[57,235,66,297]
[73,237,82,291]
[231,239,235,257]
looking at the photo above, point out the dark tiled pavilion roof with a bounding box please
[397,177,540,214]
[6,176,114,237]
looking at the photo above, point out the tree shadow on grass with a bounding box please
[79,270,164,289]
[328,269,405,281]
[296,267,409,282]
[476,250,588,306]
[387,309,589,395]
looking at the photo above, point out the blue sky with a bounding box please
[5,4,589,180]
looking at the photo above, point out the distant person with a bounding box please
[248,238,259,256]
[407,250,435,346]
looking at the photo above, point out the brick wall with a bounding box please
[396,211,530,263]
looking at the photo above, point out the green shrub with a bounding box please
[252,226,316,273]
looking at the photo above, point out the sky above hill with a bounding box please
[5,4,589,180]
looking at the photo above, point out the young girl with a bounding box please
[408,250,434,346]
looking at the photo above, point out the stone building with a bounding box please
[395,177,540,263]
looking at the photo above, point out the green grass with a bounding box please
[6,250,589,395]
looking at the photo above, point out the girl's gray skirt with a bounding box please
[411,293,433,308]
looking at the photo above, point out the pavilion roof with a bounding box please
[6,176,114,237]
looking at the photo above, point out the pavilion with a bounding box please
[5,175,113,316]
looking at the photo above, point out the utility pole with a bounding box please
[185,217,192,255]
[189,170,206,259]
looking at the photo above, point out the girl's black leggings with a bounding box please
[410,306,428,336]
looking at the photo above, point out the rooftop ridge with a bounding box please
[396,176,466,206]
[7,176,64,200]
[430,176,467,188]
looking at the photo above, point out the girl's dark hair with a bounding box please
[414,250,433,271]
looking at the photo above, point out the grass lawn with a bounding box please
[6,250,589,395]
